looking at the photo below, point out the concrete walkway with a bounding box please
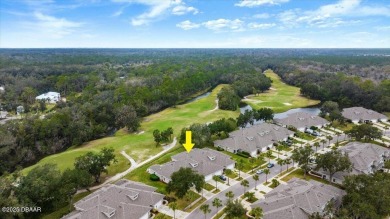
[158,204,189,219]
[76,137,177,193]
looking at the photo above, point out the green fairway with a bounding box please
[243,70,320,113]
[21,85,239,176]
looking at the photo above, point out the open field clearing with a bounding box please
[243,70,320,113]
[21,85,239,177]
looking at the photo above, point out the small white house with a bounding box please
[0,86,4,92]
[36,92,61,103]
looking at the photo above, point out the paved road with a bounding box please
[186,163,281,219]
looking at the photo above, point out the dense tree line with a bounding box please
[0,147,115,218]
[0,54,270,175]
[276,68,390,112]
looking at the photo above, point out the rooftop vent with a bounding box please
[298,117,305,121]
[367,111,373,114]
[257,132,265,137]
[310,116,316,119]
[127,192,139,201]
[273,127,279,131]
[208,155,216,161]
[246,136,254,141]
[190,162,199,168]
[102,208,116,218]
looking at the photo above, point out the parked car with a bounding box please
[267,163,274,168]
[219,175,227,181]
[256,169,264,174]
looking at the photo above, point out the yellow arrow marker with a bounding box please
[183,131,195,153]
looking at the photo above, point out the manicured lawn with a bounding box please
[280,169,343,189]
[331,121,354,132]
[222,151,266,173]
[295,131,316,141]
[124,146,185,194]
[21,84,239,176]
[154,213,172,219]
[225,170,238,179]
[243,70,320,113]
[175,190,202,211]
[204,183,215,191]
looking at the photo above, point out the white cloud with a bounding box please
[253,13,271,19]
[29,12,84,38]
[176,20,200,30]
[248,22,275,29]
[202,19,244,32]
[172,5,198,15]
[112,0,198,26]
[278,0,390,28]
[235,0,289,7]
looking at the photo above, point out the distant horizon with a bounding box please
[1,0,390,48]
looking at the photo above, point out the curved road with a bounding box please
[186,163,281,219]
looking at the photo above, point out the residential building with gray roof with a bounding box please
[314,142,389,184]
[214,123,294,157]
[148,148,235,183]
[251,178,345,219]
[62,180,164,219]
[274,112,330,132]
[341,107,388,123]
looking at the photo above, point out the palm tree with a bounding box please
[326,135,333,146]
[249,157,256,173]
[336,132,341,143]
[276,145,282,159]
[321,139,326,149]
[212,198,222,214]
[266,150,273,163]
[212,175,220,190]
[252,174,259,190]
[236,159,244,178]
[263,168,270,183]
[251,207,264,219]
[314,142,320,153]
[224,169,232,185]
[225,191,234,202]
[200,204,211,219]
[168,202,178,219]
[246,192,255,202]
[277,159,284,174]
[240,179,249,194]
[285,158,292,171]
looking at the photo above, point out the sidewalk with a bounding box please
[158,204,189,219]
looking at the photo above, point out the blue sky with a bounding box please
[1,0,390,48]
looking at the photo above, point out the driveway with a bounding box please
[185,163,280,219]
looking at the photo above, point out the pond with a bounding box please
[239,103,320,125]
[184,92,211,104]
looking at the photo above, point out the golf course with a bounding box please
[243,70,320,113]
[21,84,239,176]
[21,70,319,178]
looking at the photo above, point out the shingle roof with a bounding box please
[251,178,345,219]
[342,107,387,121]
[339,142,389,174]
[149,148,235,180]
[62,180,164,219]
[274,112,330,130]
[214,123,294,153]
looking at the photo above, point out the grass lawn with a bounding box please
[174,190,201,211]
[204,183,216,191]
[21,84,239,176]
[154,213,172,219]
[243,70,320,113]
[281,169,343,189]
[212,189,221,194]
[295,131,316,141]
[213,209,225,219]
[331,121,354,132]
[184,197,206,212]
[225,170,238,179]
[124,146,185,194]
[222,151,266,173]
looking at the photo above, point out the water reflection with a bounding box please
[239,103,320,126]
